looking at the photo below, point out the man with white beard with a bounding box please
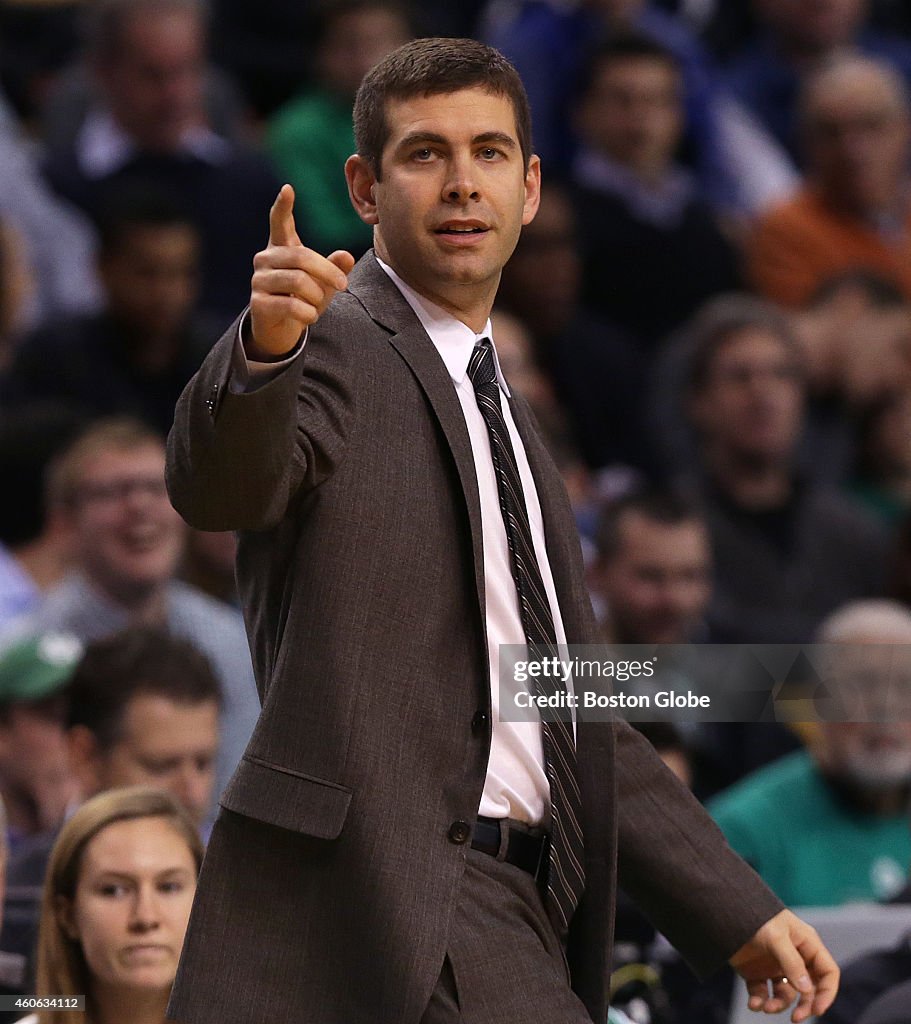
[708,599,911,907]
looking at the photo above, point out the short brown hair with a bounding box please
[46,417,164,510]
[88,0,205,66]
[66,627,222,749]
[353,37,533,178]
[684,294,804,394]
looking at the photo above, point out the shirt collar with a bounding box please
[376,257,510,397]
[77,109,232,179]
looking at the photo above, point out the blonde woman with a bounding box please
[16,786,203,1024]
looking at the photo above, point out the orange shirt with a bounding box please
[748,187,911,307]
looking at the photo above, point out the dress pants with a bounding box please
[420,844,594,1023]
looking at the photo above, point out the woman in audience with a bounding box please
[16,786,202,1024]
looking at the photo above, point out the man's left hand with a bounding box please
[729,909,840,1022]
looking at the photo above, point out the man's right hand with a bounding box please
[247,184,356,360]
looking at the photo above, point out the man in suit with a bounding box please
[165,37,838,1024]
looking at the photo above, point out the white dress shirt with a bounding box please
[233,260,572,825]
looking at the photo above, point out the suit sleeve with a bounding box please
[614,720,784,979]
[165,308,354,532]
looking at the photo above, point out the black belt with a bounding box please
[471,816,550,883]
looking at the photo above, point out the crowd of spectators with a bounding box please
[2,0,911,1022]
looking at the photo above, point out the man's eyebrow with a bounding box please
[394,130,519,151]
[396,131,449,151]
[472,131,517,150]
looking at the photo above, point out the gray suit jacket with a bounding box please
[165,252,782,1024]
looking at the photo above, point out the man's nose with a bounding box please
[442,156,480,203]
[172,765,210,824]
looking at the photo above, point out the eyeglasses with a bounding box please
[75,477,169,505]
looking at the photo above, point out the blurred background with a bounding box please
[2,1,911,1022]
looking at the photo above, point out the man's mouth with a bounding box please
[435,222,489,236]
[121,523,165,553]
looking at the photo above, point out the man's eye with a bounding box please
[480,148,501,160]
[413,148,433,160]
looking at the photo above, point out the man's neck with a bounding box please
[89,573,169,625]
[374,246,497,334]
[825,771,911,817]
[709,450,793,510]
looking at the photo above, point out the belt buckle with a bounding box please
[534,831,551,887]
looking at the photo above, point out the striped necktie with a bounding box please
[467,338,585,934]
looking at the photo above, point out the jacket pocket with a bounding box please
[219,755,352,839]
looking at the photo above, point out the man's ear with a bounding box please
[345,154,380,226]
[522,154,542,227]
[67,726,104,800]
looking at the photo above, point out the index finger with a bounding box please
[269,184,301,247]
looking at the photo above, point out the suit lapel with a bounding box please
[347,253,486,626]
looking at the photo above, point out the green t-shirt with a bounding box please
[266,89,374,254]
[708,751,910,906]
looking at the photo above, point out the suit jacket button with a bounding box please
[471,710,489,734]
[448,820,471,844]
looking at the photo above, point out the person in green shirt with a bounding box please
[266,1,411,255]
[710,599,911,907]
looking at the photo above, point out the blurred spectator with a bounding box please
[6,419,259,806]
[794,271,911,418]
[0,93,100,334]
[709,599,911,906]
[0,629,220,978]
[0,0,83,128]
[684,295,888,641]
[42,0,282,325]
[208,0,316,119]
[725,0,911,163]
[497,184,654,471]
[650,271,911,485]
[20,786,202,1024]
[484,0,796,211]
[180,530,238,607]
[266,0,411,256]
[41,4,247,156]
[0,407,86,629]
[0,636,81,855]
[1,187,212,438]
[590,489,711,643]
[749,56,911,307]
[587,485,794,798]
[66,629,220,828]
[571,36,741,350]
[850,390,911,524]
[489,309,592,507]
[744,270,911,487]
